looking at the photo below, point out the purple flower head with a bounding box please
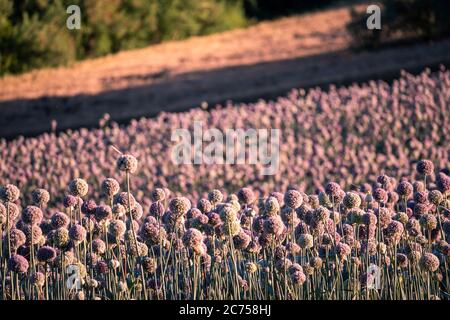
[8,254,29,273]
[416,160,434,176]
[22,205,43,225]
[237,187,255,205]
[37,246,57,263]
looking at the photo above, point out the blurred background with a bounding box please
[1,0,450,138]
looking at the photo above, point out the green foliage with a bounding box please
[347,0,450,49]
[0,0,247,76]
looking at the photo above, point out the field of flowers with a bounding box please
[0,67,449,300]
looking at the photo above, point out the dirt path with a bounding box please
[1,5,449,138]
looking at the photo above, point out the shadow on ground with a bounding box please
[1,39,450,139]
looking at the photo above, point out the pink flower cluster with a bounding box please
[0,68,448,209]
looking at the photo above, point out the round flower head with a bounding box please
[284,190,303,209]
[396,253,408,268]
[269,192,284,206]
[108,219,126,239]
[222,219,241,237]
[37,246,57,263]
[288,263,303,275]
[30,272,45,287]
[51,212,70,229]
[361,239,377,256]
[406,218,421,237]
[238,188,255,205]
[149,201,165,217]
[187,208,202,220]
[23,224,42,245]
[245,262,258,274]
[227,194,239,202]
[280,207,299,228]
[298,233,314,249]
[397,181,413,198]
[233,230,251,250]
[193,214,209,227]
[142,257,157,273]
[130,203,143,220]
[51,227,70,248]
[414,191,429,204]
[373,188,388,203]
[428,190,443,206]
[362,212,377,226]
[291,270,307,285]
[419,213,437,230]
[169,197,191,216]
[32,188,50,207]
[22,205,43,225]
[219,204,237,223]
[414,203,429,216]
[182,228,203,249]
[275,258,292,271]
[394,212,409,225]
[101,178,120,198]
[335,242,351,260]
[129,241,148,257]
[377,175,394,190]
[0,184,20,202]
[343,192,361,209]
[114,192,136,209]
[68,178,89,197]
[92,239,106,255]
[385,220,404,242]
[95,205,112,221]
[8,228,26,250]
[81,216,96,233]
[419,253,440,272]
[375,207,392,228]
[208,189,223,205]
[387,191,399,204]
[416,160,434,176]
[96,260,110,274]
[265,196,280,216]
[310,257,323,269]
[63,195,78,208]
[151,188,166,202]
[117,154,138,173]
[140,222,167,245]
[263,216,285,237]
[325,182,341,198]
[313,206,330,223]
[8,254,29,273]
[347,208,364,225]
[246,239,261,254]
[436,173,450,195]
[80,199,96,216]
[196,199,212,214]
